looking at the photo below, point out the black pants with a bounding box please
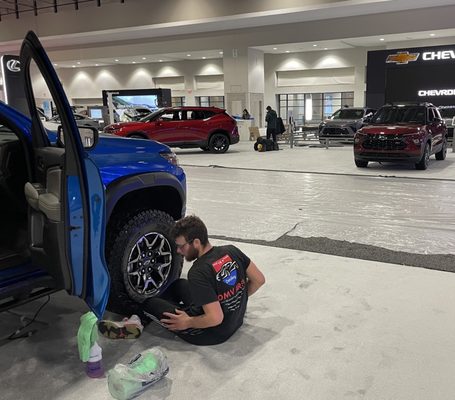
[266,127,277,142]
[141,279,221,345]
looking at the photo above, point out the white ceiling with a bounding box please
[2,0,455,68]
[52,28,455,69]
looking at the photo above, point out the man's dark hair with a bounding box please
[172,215,209,245]
[266,106,272,111]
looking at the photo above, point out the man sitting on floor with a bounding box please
[100,215,265,346]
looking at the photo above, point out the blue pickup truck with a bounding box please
[0,32,186,318]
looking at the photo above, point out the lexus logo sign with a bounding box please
[6,59,20,72]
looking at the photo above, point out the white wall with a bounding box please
[54,58,224,106]
[264,47,369,109]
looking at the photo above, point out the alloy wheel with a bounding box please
[126,232,172,296]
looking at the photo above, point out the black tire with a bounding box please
[435,139,447,160]
[200,146,210,151]
[208,133,230,153]
[355,159,368,168]
[415,143,430,170]
[107,210,182,312]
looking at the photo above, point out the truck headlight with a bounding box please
[160,151,179,166]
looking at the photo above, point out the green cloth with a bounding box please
[130,353,158,374]
[77,311,99,362]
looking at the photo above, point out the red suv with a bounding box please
[104,106,239,153]
[354,103,448,170]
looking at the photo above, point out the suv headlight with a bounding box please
[403,132,422,145]
[160,151,179,166]
[354,131,364,143]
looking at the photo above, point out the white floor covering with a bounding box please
[2,241,455,400]
[177,142,455,255]
[2,141,455,399]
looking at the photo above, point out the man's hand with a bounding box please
[160,309,191,331]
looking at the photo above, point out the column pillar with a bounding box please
[223,47,265,128]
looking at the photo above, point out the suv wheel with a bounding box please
[209,133,229,153]
[435,139,447,160]
[107,210,182,311]
[415,143,430,170]
[355,159,368,168]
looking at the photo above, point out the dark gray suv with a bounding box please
[318,107,376,142]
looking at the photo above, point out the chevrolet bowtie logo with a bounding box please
[386,51,420,64]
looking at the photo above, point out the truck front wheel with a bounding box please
[107,209,182,312]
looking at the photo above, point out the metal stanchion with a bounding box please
[289,115,295,148]
[290,126,294,148]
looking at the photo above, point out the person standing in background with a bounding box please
[265,106,278,142]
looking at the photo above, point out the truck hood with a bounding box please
[87,134,183,186]
[46,131,184,186]
[0,101,183,188]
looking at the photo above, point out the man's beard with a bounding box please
[185,246,199,262]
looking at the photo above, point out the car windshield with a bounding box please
[332,109,365,120]
[372,106,426,124]
[139,109,164,122]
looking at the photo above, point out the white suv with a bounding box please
[439,106,455,140]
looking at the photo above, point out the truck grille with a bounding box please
[363,134,406,150]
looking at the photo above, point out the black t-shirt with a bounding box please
[187,245,251,343]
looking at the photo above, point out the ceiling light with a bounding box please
[324,48,328,50]
[95,64,99,66]
[159,59,163,62]
[273,47,277,50]
[115,59,119,62]
[202,57,206,59]
[285,50,290,53]
[142,57,147,60]
[219,51,223,55]
[313,44,317,47]
[429,33,435,37]
[53,63,58,66]
[132,61,136,64]
[186,54,191,57]
[77,61,81,64]
[379,38,385,41]
[72,65,76,68]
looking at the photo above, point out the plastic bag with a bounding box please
[107,348,169,400]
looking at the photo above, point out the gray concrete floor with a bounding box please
[2,141,455,399]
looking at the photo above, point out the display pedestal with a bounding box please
[236,119,254,141]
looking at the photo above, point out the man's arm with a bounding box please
[246,261,265,296]
[161,301,223,331]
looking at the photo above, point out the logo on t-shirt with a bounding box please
[212,254,237,286]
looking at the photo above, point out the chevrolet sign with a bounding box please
[422,50,455,60]
[386,51,419,64]
[418,89,455,96]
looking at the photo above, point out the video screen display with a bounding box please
[102,89,171,123]
[112,95,159,110]
[385,63,455,107]
[111,95,158,122]
[89,108,103,119]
